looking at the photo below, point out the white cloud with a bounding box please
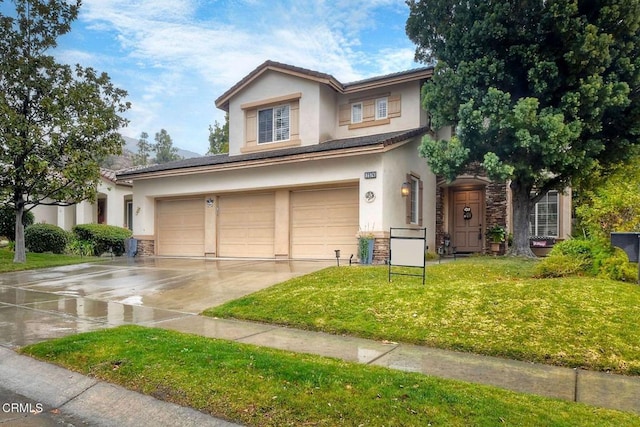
[65,0,419,153]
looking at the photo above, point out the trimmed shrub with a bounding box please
[0,205,34,241]
[534,237,638,281]
[24,224,68,254]
[73,224,132,256]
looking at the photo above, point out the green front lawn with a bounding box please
[0,248,102,272]
[204,257,640,375]
[21,326,640,427]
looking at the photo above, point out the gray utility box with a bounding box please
[610,232,640,284]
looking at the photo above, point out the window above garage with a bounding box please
[241,93,301,153]
[340,93,401,130]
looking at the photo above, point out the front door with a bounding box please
[452,189,484,253]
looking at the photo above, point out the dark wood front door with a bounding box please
[452,189,484,252]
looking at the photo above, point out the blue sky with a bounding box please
[6,0,422,155]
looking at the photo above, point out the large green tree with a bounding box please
[0,0,130,263]
[406,0,640,256]
[133,131,151,166]
[207,114,229,155]
[152,128,181,163]
[575,153,640,239]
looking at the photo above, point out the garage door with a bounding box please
[290,187,359,259]
[218,193,275,257]
[156,198,204,256]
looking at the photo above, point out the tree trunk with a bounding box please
[13,200,26,264]
[508,180,536,258]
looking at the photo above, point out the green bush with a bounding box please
[533,254,590,278]
[0,205,34,241]
[534,237,638,281]
[24,224,68,254]
[73,224,132,256]
[65,235,96,257]
[598,248,638,282]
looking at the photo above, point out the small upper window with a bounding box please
[351,102,363,123]
[376,97,388,120]
[258,105,290,144]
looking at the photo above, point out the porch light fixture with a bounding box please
[401,182,410,197]
[206,198,214,207]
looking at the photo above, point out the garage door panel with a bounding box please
[157,198,205,256]
[291,187,359,259]
[218,193,275,257]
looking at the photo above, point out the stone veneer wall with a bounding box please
[484,181,508,254]
[435,186,445,251]
[136,239,155,256]
[372,237,390,264]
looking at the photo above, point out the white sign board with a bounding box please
[390,237,425,267]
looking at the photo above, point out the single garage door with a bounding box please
[218,193,275,257]
[156,197,205,256]
[290,187,359,259]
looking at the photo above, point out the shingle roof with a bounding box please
[215,60,433,110]
[117,127,430,179]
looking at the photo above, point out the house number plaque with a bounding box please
[364,171,377,179]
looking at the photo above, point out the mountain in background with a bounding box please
[100,135,203,170]
[121,136,203,159]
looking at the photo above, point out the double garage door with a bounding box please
[156,187,359,259]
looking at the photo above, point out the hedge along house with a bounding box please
[32,168,134,232]
[117,61,436,261]
[117,60,572,260]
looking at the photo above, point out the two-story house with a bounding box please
[117,60,572,260]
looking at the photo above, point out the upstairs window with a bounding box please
[529,190,558,236]
[375,97,388,120]
[351,102,363,123]
[258,104,290,144]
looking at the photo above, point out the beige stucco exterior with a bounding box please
[119,60,572,260]
[32,174,133,231]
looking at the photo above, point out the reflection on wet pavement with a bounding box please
[0,258,332,348]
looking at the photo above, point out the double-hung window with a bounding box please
[375,97,388,120]
[351,102,363,123]
[258,104,290,144]
[529,190,558,236]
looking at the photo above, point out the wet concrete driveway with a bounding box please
[0,257,332,348]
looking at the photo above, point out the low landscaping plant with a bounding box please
[72,224,132,256]
[24,223,68,254]
[534,237,637,281]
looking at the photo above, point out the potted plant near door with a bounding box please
[487,225,506,255]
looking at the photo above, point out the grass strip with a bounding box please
[21,325,640,426]
[204,258,640,375]
[0,248,102,273]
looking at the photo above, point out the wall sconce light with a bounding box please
[401,182,410,197]
[206,198,214,207]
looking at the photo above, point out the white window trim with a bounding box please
[530,190,559,237]
[410,176,420,224]
[258,104,290,145]
[375,97,388,120]
[351,102,363,124]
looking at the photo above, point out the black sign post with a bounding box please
[610,232,640,284]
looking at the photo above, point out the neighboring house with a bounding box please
[32,168,133,231]
[117,60,571,260]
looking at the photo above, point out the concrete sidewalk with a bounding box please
[155,315,640,415]
[0,346,240,427]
